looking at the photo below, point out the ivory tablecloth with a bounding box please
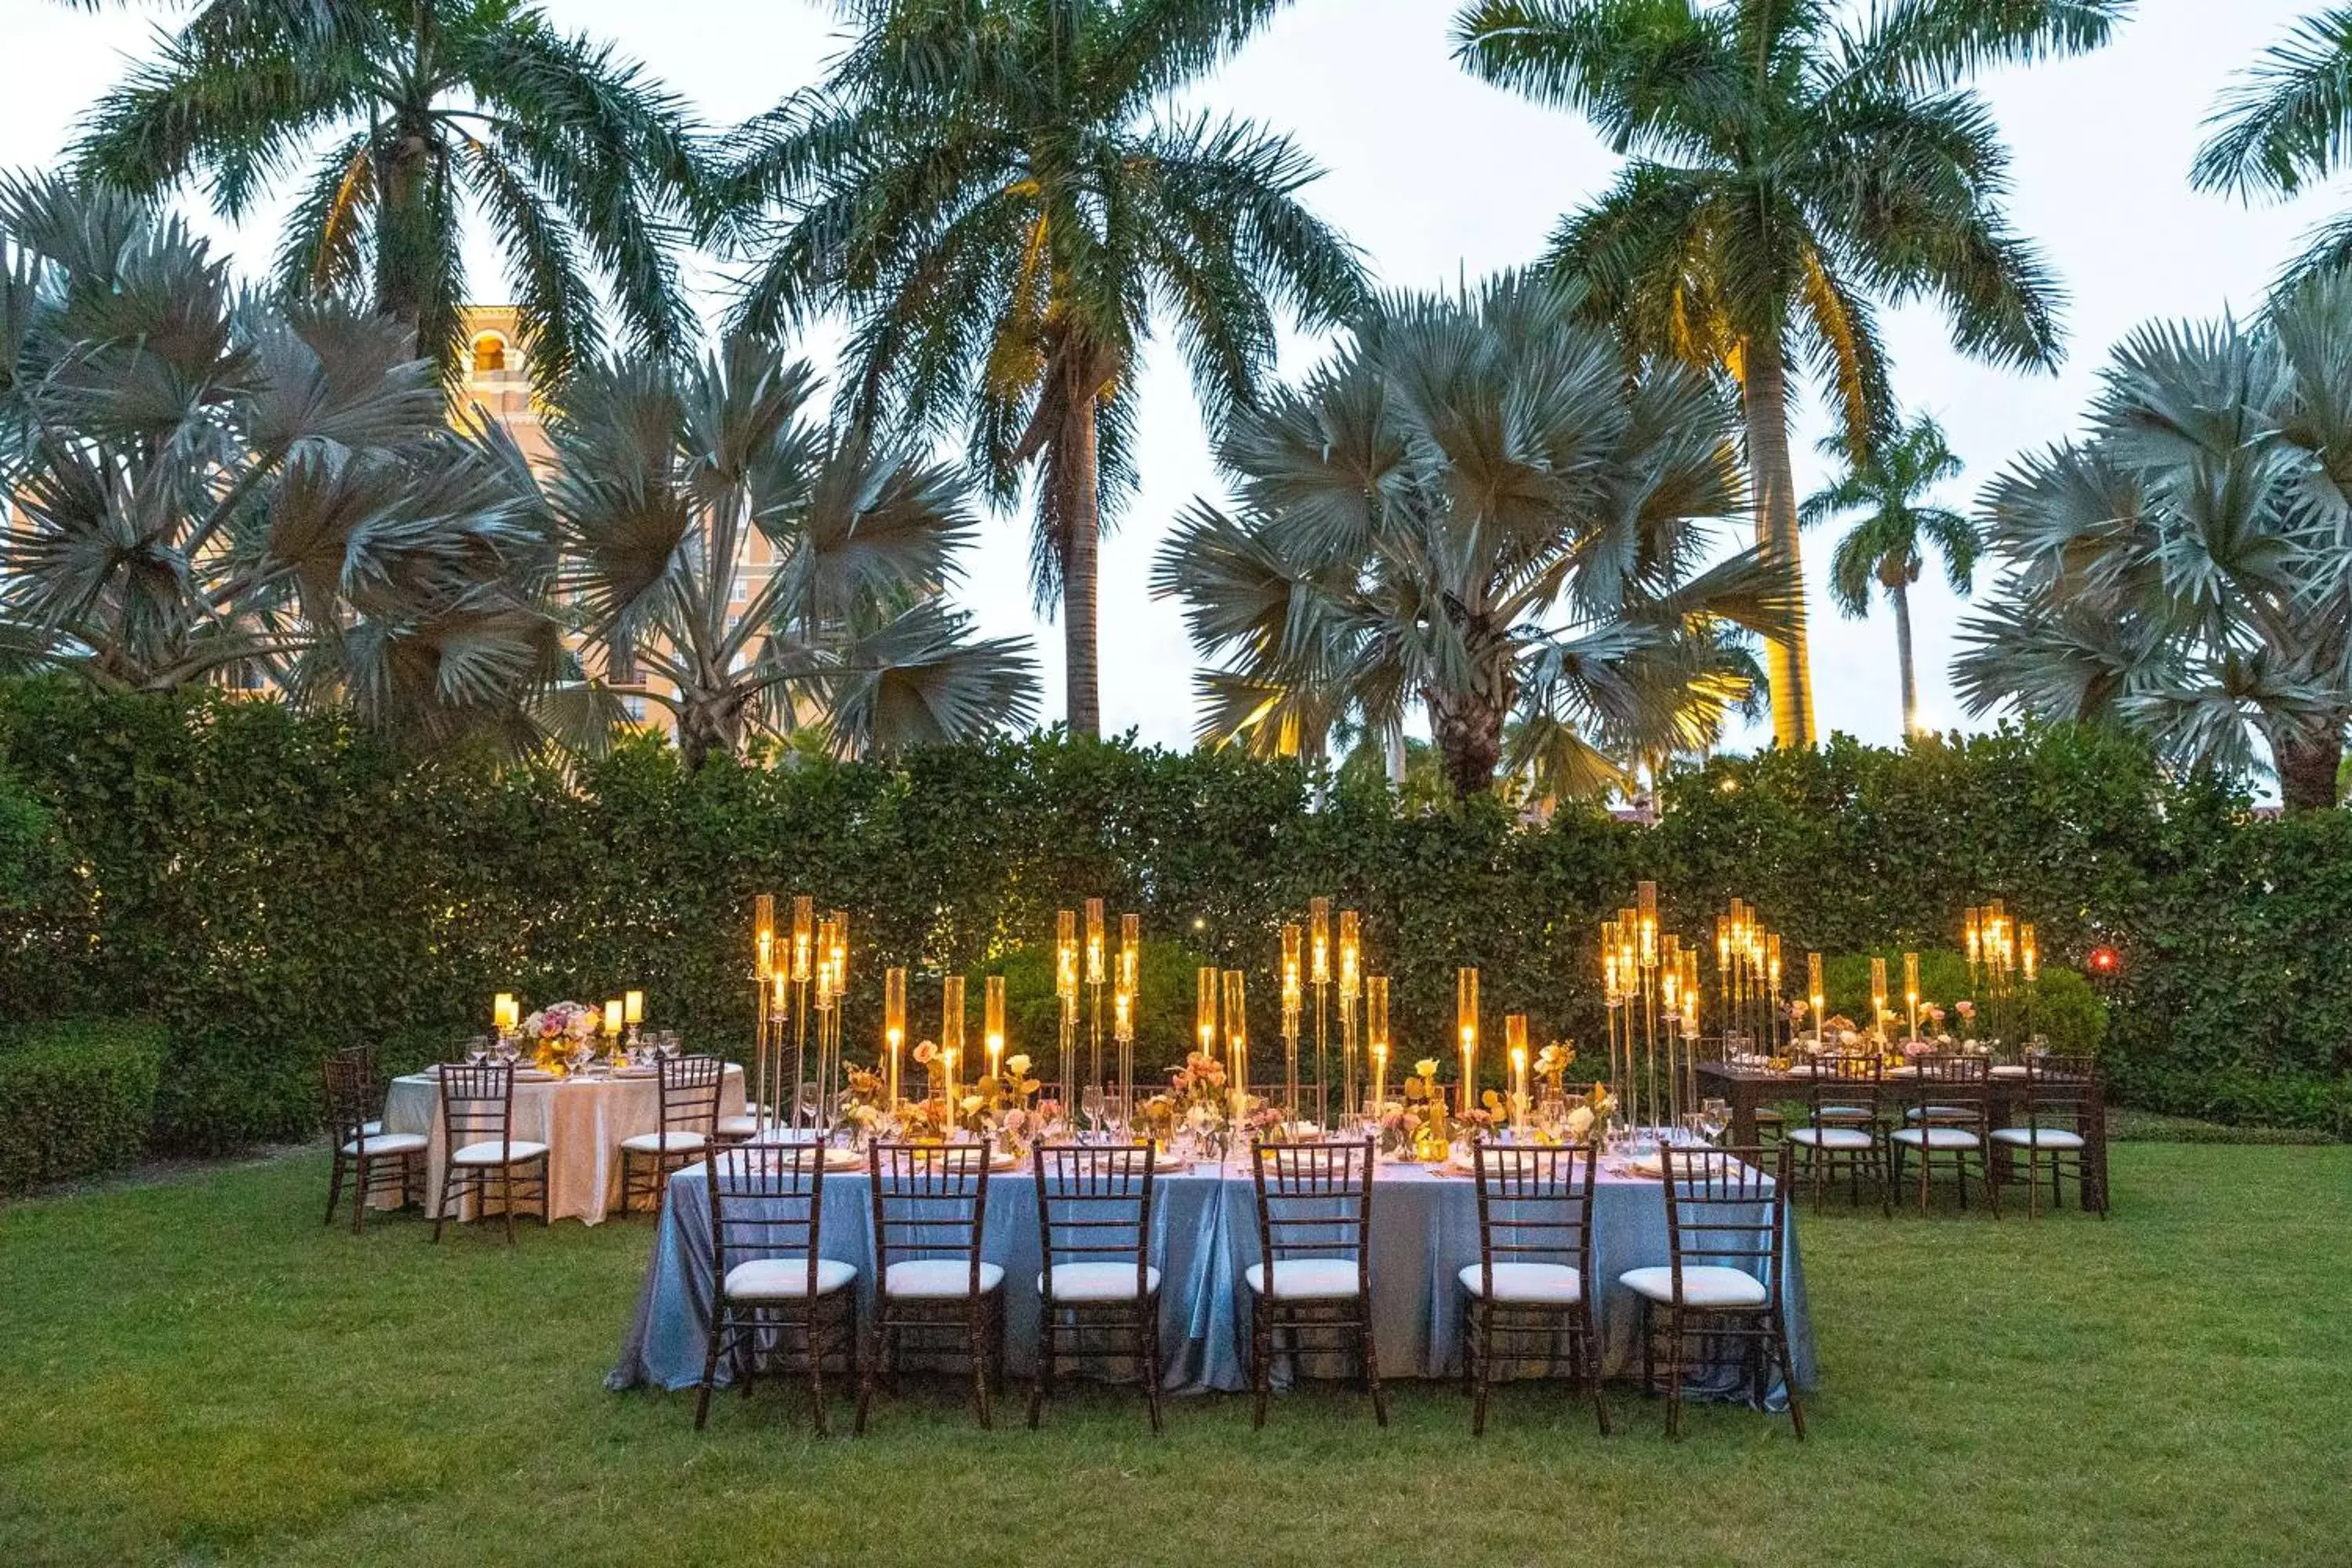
[381,1066,745,1225]
[608,1153,1815,1403]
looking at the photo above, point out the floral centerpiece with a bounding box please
[1397,1058,1450,1160]
[521,1000,601,1075]
[1138,1051,1232,1149]
[967,1053,1041,1153]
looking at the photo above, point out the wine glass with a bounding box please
[464,1035,489,1065]
[1700,1098,1730,1145]
[1080,1085,1106,1139]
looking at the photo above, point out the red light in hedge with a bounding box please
[2088,945,2121,975]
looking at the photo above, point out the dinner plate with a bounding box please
[610,1065,658,1079]
[822,1148,865,1170]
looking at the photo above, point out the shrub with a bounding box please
[0,1019,165,1193]
[0,677,2337,1142]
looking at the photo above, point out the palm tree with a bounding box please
[2194,6,2352,286]
[1451,0,2122,750]
[0,172,562,742]
[73,0,700,390]
[1955,271,2352,812]
[539,336,1043,770]
[1800,416,1981,738]
[1152,275,1793,801]
[717,0,1366,737]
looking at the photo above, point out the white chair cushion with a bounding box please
[620,1129,707,1154]
[724,1257,857,1300]
[1890,1127,1981,1150]
[1040,1262,1162,1301]
[1787,1127,1875,1150]
[1243,1258,1361,1299]
[1457,1261,1583,1304]
[342,1132,427,1156]
[714,1114,760,1138]
[1618,1265,1769,1309]
[1902,1105,1974,1120]
[1817,1105,1874,1121]
[1988,1065,2030,1079]
[1990,1127,2086,1149]
[361,1120,384,1136]
[883,1258,1005,1298]
[449,1138,549,1166]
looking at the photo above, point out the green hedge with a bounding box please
[0,1019,165,1193]
[0,678,2338,1149]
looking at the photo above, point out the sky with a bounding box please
[0,0,2338,760]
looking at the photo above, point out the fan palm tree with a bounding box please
[1955,271,2352,812]
[717,0,1366,738]
[1152,275,1794,801]
[1801,415,1981,737]
[538,336,1042,770]
[2194,6,2352,287]
[1451,0,2123,750]
[73,0,700,390]
[0,172,563,742]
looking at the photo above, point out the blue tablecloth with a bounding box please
[609,1154,1816,1405]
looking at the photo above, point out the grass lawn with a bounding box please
[3,1143,2347,1567]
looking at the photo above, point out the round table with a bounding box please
[380,1065,746,1225]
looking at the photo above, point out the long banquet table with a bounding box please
[380,1065,746,1225]
[608,1152,1816,1404]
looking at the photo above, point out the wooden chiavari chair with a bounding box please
[430,1062,549,1243]
[1029,1142,1163,1432]
[1991,1054,2105,1218]
[1889,1054,1998,1216]
[1246,1138,1386,1429]
[858,1142,1005,1432]
[1461,1138,1606,1436]
[1621,1143,1803,1440]
[321,1048,424,1232]
[620,1053,724,1214]
[1786,1054,1890,1214]
[695,1143,860,1434]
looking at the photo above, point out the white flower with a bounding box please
[1005,1054,1031,1076]
[1566,1105,1595,1139]
[960,1094,984,1115]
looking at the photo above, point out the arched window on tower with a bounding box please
[470,332,508,376]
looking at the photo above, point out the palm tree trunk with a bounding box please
[1742,337,1818,750]
[1890,577,1918,736]
[1059,390,1102,739]
[2274,726,2344,812]
[1428,691,1504,799]
[376,126,436,358]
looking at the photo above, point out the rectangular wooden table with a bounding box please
[1692,1059,2109,1211]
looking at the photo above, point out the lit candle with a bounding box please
[1807,951,1824,1040]
[770,970,786,1012]
[1120,912,1140,1001]
[755,892,775,981]
[1506,1013,1529,1133]
[884,966,907,1103]
[1056,909,1080,1001]
[1084,898,1105,987]
[1871,956,1889,1042]
[942,975,965,1103]
[1904,950,1921,1040]
[1196,965,1219,1055]
[603,998,623,1037]
[830,910,849,993]
[791,896,814,984]
[1223,968,1248,1109]
[1456,967,1479,1116]
[1638,881,1658,968]
[1338,910,1360,1002]
[1281,922,1303,1031]
[493,993,517,1033]
[1309,897,1330,986]
[1114,987,1131,1040]
[985,974,1006,1084]
[624,989,644,1027]
[2020,922,2038,983]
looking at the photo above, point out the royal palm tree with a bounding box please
[1955,272,2352,812]
[73,0,700,390]
[539,336,1042,770]
[1801,416,1981,737]
[1452,0,2123,750]
[718,0,1366,737]
[0,173,563,742]
[1152,276,1792,801]
[2194,6,2352,286]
